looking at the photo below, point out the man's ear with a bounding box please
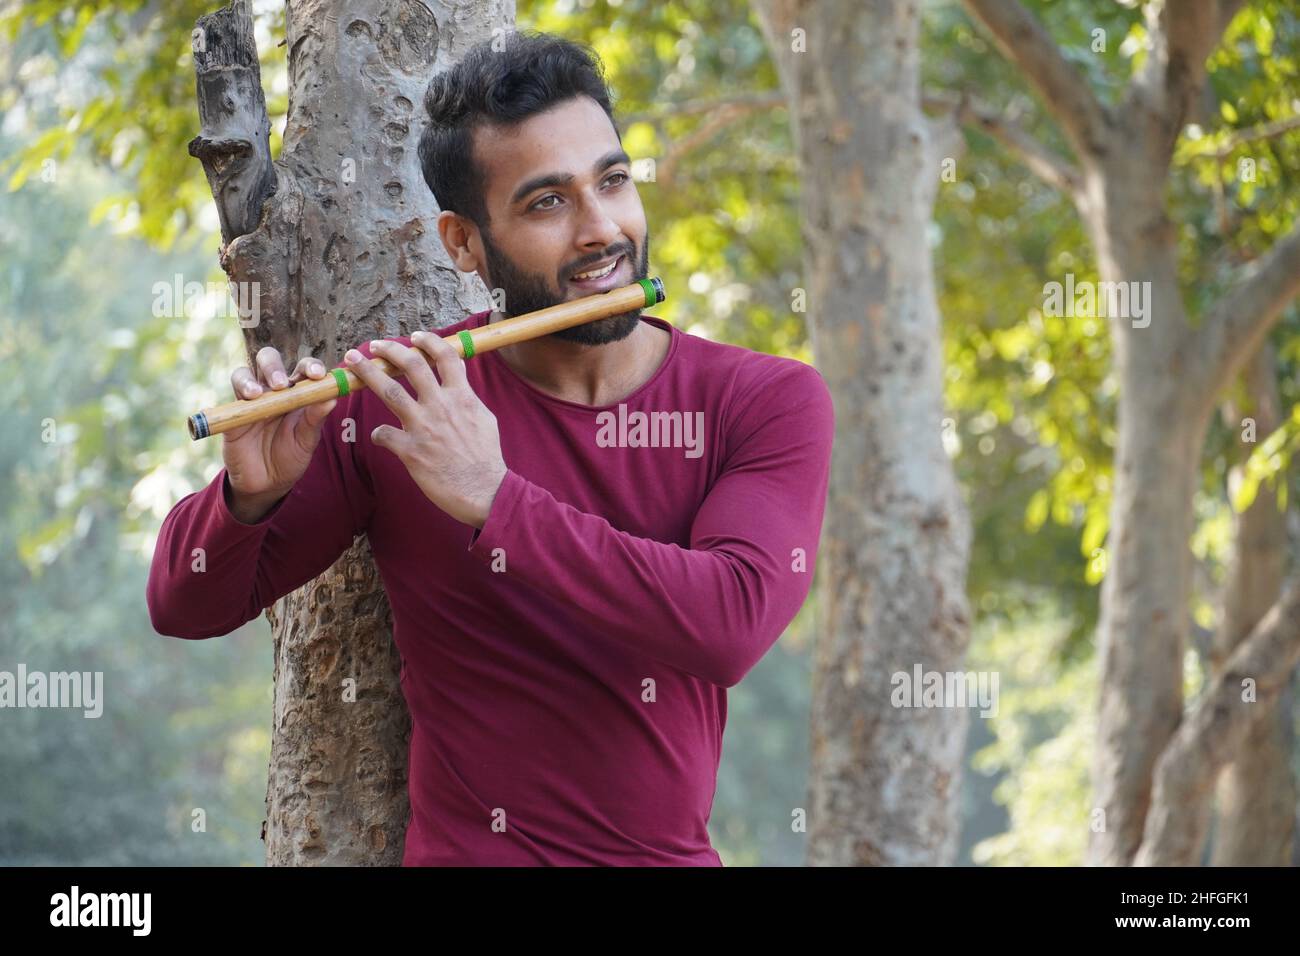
[436,210,482,272]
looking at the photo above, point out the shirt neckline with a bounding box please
[473,311,680,413]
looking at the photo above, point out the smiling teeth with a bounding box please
[574,258,619,280]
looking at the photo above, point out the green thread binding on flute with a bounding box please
[458,329,476,359]
[331,367,350,397]
[638,278,654,307]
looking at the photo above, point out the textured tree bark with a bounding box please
[1210,345,1295,866]
[754,0,973,865]
[189,0,511,865]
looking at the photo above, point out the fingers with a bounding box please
[368,339,440,402]
[344,345,418,425]
[411,329,469,390]
[232,351,329,400]
[288,355,329,385]
[256,345,291,389]
[231,366,263,400]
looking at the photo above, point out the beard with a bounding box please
[479,225,651,345]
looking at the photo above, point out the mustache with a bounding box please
[563,242,636,281]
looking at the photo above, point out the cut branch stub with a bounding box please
[188,0,276,243]
[219,171,303,361]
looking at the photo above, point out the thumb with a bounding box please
[302,396,338,429]
[371,424,408,455]
[293,398,337,450]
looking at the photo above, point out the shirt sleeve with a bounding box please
[466,360,835,687]
[146,391,376,639]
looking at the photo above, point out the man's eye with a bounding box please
[530,175,626,211]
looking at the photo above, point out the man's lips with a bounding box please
[567,253,627,284]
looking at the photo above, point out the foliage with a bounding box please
[0,137,271,863]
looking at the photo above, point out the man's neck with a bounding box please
[488,313,671,407]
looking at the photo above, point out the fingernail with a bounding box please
[369,340,384,350]
[310,362,324,375]
[345,349,362,364]
[248,383,262,396]
[412,330,426,342]
[273,371,288,387]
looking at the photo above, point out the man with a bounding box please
[147,31,834,866]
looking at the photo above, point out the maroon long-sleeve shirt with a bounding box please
[147,309,834,865]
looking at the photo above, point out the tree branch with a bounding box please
[924,91,1081,196]
[959,0,1110,160]
[1188,113,1300,160]
[1195,222,1300,414]
[1135,570,1300,866]
[620,92,786,126]
[618,92,787,191]
[1127,0,1246,162]
[642,96,785,191]
[1206,342,1296,866]
[188,0,276,244]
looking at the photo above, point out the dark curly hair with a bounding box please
[417,31,619,229]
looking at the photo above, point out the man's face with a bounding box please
[468,95,650,344]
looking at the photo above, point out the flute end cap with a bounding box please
[640,276,665,307]
[188,413,209,441]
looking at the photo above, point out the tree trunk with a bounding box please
[753,0,973,865]
[1210,344,1295,866]
[1135,574,1300,865]
[1080,156,1210,866]
[189,0,510,865]
[1080,110,1300,869]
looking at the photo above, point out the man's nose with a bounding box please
[574,192,622,249]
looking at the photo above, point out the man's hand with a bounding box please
[223,348,337,524]
[344,331,507,528]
